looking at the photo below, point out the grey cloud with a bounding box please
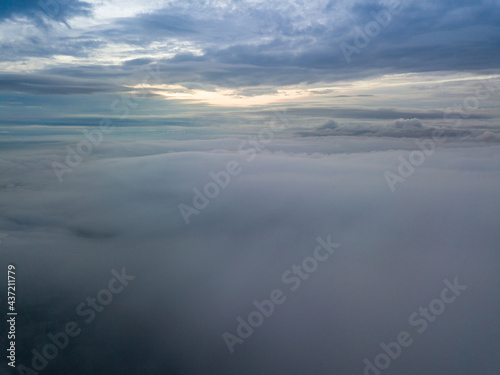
[2,0,498,90]
[393,118,424,129]
[281,106,488,120]
[318,119,339,130]
[121,58,154,67]
[296,117,480,139]
[475,130,500,143]
[0,73,121,95]
[1,138,500,374]
[0,0,92,23]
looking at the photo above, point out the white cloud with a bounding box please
[1,137,500,373]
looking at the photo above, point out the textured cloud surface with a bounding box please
[0,0,499,128]
[1,137,500,374]
[1,0,500,374]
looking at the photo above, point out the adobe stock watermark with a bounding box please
[178,109,294,224]
[222,234,340,354]
[51,64,162,183]
[384,78,498,192]
[340,0,402,64]
[353,277,467,375]
[16,268,135,375]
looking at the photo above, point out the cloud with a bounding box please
[295,117,480,140]
[475,130,500,143]
[1,0,499,89]
[1,137,500,374]
[0,73,121,95]
[276,107,490,121]
[0,0,92,23]
[393,118,424,129]
[1,1,500,372]
[318,119,339,130]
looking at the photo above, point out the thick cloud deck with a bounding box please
[1,137,500,375]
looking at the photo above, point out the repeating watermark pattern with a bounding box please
[52,64,162,183]
[384,78,498,192]
[178,110,294,224]
[353,277,467,375]
[340,0,402,64]
[222,234,340,354]
[15,268,135,375]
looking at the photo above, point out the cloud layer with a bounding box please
[1,137,500,374]
[1,1,500,372]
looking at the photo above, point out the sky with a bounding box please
[1,1,500,375]
[0,0,499,135]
